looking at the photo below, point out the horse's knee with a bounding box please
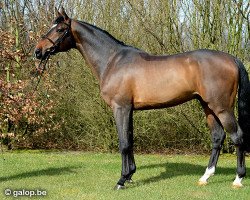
[212,140,223,150]
[211,131,225,150]
[119,141,131,154]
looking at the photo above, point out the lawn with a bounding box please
[1,151,250,200]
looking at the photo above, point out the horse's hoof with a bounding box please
[126,179,134,184]
[114,184,125,190]
[232,175,243,188]
[198,181,208,186]
[232,183,243,189]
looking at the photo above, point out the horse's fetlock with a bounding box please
[237,167,246,178]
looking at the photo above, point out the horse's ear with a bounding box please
[60,7,69,20]
[55,7,61,17]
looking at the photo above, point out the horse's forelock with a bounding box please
[53,16,64,24]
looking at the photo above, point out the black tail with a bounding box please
[236,58,250,151]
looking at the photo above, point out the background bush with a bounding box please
[0,0,249,153]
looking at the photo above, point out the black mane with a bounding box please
[77,20,126,46]
[54,15,130,47]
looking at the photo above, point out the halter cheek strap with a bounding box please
[44,37,56,46]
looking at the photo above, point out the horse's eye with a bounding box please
[57,28,64,33]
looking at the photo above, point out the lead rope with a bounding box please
[23,53,51,135]
[0,53,51,160]
[32,53,51,93]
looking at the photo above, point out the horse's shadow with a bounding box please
[136,162,241,186]
[0,165,80,182]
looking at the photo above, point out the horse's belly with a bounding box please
[133,80,195,109]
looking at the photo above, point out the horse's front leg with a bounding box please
[113,104,136,190]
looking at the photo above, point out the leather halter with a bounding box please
[41,20,71,54]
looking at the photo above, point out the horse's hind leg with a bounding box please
[217,111,246,187]
[199,106,226,185]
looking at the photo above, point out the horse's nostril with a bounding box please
[35,48,41,54]
[35,48,42,59]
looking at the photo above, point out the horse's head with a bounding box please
[34,7,75,60]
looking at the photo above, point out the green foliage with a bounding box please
[1,1,250,152]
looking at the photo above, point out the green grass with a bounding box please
[1,151,250,200]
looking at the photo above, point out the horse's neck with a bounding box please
[72,20,124,82]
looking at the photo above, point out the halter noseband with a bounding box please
[41,20,71,55]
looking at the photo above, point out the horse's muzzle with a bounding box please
[35,48,43,59]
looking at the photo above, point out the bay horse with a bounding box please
[35,8,250,189]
